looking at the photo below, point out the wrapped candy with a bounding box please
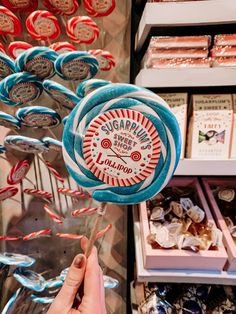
[89,49,116,71]
[8,41,33,60]
[4,135,49,154]
[83,0,116,17]
[43,0,79,16]
[0,52,15,79]
[0,5,22,36]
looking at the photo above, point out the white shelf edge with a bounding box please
[135,68,236,88]
[135,0,236,51]
[134,221,236,285]
[175,159,236,176]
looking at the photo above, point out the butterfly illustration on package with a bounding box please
[198,130,225,145]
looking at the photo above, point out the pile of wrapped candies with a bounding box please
[213,186,236,242]
[139,282,236,314]
[147,186,222,251]
[0,252,119,312]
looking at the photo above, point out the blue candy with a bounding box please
[0,252,35,267]
[0,72,43,106]
[0,52,15,79]
[0,111,21,129]
[54,51,99,81]
[4,135,49,154]
[62,116,68,125]
[42,137,62,152]
[62,83,181,204]
[44,277,63,289]
[0,144,6,154]
[15,47,58,79]
[16,106,61,129]
[31,295,54,304]
[1,288,22,314]
[13,268,46,292]
[76,79,111,99]
[43,80,80,110]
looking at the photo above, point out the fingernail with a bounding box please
[73,254,85,269]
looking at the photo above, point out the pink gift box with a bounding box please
[202,178,236,271]
[139,177,228,270]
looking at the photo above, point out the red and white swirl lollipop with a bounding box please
[2,0,38,13]
[0,43,6,54]
[0,5,22,36]
[83,0,116,17]
[50,42,77,55]
[66,16,99,44]
[8,41,33,59]
[26,10,61,41]
[7,160,35,186]
[43,0,79,16]
[0,186,18,201]
[88,49,115,71]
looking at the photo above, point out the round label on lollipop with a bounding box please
[7,160,30,185]
[62,60,89,80]
[83,109,161,187]
[25,57,53,79]
[0,6,22,35]
[44,0,78,15]
[0,59,13,77]
[0,187,18,201]
[25,114,53,127]
[2,0,38,13]
[84,0,116,17]
[0,12,14,33]
[50,90,77,109]
[34,17,56,37]
[10,83,38,103]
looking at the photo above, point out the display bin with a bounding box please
[139,177,228,270]
[202,178,236,272]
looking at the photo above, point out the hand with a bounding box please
[47,237,106,314]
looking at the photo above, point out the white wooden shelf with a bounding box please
[134,221,236,285]
[135,0,236,51]
[175,159,236,176]
[135,68,236,88]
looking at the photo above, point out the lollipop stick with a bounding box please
[0,156,8,161]
[24,176,36,188]
[48,129,58,140]
[85,202,107,258]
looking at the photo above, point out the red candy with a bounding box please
[71,207,97,217]
[0,186,18,201]
[23,229,52,240]
[58,188,85,198]
[66,16,99,44]
[0,43,6,54]
[43,204,63,225]
[50,42,77,54]
[56,233,83,239]
[83,0,116,17]
[8,41,33,59]
[2,0,38,13]
[7,160,30,185]
[44,161,65,183]
[0,6,22,36]
[24,188,53,199]
[89,49,115,71]
[43,0,79,16]
[95,223,112,239]
[26,10,61,41]
[0,235,21,241]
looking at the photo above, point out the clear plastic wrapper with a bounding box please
[145,57,211,69]
[214,34,236,46]
[146,48,209,62]
[211,46,236,57]
[149,35,211,49]
[212,56,236,67]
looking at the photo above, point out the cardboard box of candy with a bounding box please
[139,177,227,270]
[202,178,236,271]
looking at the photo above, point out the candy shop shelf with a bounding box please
[175,159,236,176]
[135,0,236,51]
[134,220,236,285]
[135,68,236,88]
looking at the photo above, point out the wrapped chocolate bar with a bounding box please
[214,34,236,46]
[212,56,236,67]
[211,46,236,57]
[149,36,211,49]
[145,58,211,69]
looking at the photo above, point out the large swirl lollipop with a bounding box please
[63,83,181,204]
[0,52,15,79]
[16,106,61,129]
[2,0,38,13]
[8,41,33,59]
[83,0,116,17]
[43,0,79,16]
[26,10,61,42]
[43,79,80,110]
[76,78,110,99]
[66,16,99,44]
[0,6,22,36]
[0,111,20,129]
[0,72,43,106]
[54,51,99,81]
[15,47,58,79]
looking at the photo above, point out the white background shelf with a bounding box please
[135,0,236,51]
[135,68,236,88]
[175,159,236,176]
[134,221,236,285]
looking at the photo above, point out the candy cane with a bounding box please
[23,229,52,241]
[95,224,112,240]
[71,207,98,217]
[56,233,83,239]
[43,204,63,225]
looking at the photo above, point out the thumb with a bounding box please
[48,254,86,313]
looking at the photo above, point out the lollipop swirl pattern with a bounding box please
[63,83,181,204]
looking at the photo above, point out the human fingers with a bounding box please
[47,254,86,313]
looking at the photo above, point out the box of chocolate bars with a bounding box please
[202,178,236,271]
[230,94,236,158]
[139,177,227,270]
[187,94,233,159]
[158,93,188,159]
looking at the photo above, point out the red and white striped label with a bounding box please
[83,109,161,187]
